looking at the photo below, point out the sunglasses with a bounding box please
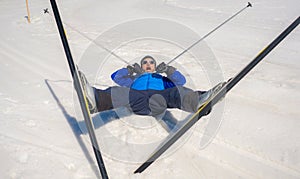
[142,60,155,65]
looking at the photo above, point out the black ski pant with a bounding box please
[94,86,205,117]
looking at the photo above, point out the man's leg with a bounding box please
[163,83,226,114]
[94,86,131,113]
[79,71,132,114]
[163,86,201,113]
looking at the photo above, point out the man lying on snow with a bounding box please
[79,55,225,131]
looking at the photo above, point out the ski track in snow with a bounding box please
[1,0,300,178]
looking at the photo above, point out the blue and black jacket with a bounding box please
[111,68,186,115]
[111,68,186,90]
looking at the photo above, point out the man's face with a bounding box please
[141,58,156,73]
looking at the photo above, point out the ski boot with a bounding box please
[78,71,98,114]
[197,81,227,115]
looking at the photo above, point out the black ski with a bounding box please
[134,16,300,174]
[49,0,109,178]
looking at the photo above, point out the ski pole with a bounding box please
[166,2,252,65]
[44,8,130,65]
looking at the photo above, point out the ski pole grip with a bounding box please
[247,2,252,7]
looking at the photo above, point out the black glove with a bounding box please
[156,62,176,75]
[127,63,143,76]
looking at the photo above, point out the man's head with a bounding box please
[140,55,156,73]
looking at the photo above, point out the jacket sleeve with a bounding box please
[111,68,134,87]
[167,70,186,86]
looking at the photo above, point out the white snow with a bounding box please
[1,0,299,178]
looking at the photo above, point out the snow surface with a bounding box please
[0,0,299,178]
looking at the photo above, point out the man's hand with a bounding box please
[156,62,176,75]
[127,63,143,75]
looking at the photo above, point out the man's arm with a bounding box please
[111,63,143,87]
[168,70,186,86]
[111,68,134,87]
[156,62,186,86]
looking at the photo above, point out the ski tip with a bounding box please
[134,161,153,174]
[134,166,146,174]
[134,170,140,174]
[247,2,252,7]
[134,167,144,174]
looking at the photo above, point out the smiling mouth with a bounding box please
[146,67,151,70]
